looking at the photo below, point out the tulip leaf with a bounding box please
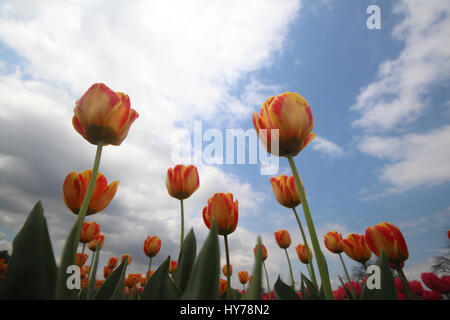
[133,285,141,300]
[142,256,181,300]
[274,276,300,300]
[220,288,242,300]
[111,257,128,300]
[85,246,100,300]
[338,275,355,300]
[0,202,57,299]
[361,250,397,300]
[300,273,321,300]
[181,221,220,300]
[173,228,197,293]
[242,236,263,300]
[93,258,127,300]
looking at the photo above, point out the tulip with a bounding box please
[409,280,424,296]
[340,234,371,265]
[202,193,238,236]
[88,234,104,251]
[324,231,343,254]
[143,236,161,258]
[81,265,90,279]
[95,280,104,290]
[218,279,227,297]
[394,277,404,293]
[421,290,443,300]
[296,244,313,264]
[345,281,362,299]
[333,287,346,300]
[72,83,139,146]
[63,170,119,216]
[125,274,139,288]
[75,253,88,267]
[274,230,292,249]
[270,175,302,209]
[104,266,112,279]
[146,270,155,279]
[253,244,268,261]
[108,257,118,269]
[140,277,147,287]
[440,275,450,295]
[121,254,132,265]
[80,221,100,244]
[238,271,249,285]
[421,272,442,292]
[252,92,315,157]
[365,222,409,267]
[0,263,7,274]
[222,264,233,277]
[169,261,178,274]
[166,164,199,250]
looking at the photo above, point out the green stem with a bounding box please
[292,207,318,286]
[339,253,357,300]
[148,257,153,274]
[224,235,232,300]
[86,251,94,282]
[287,154,333,300]
[179,199,185,250]
[80,243,86,267]
[284,248,295,290]
[263,261,271,300]
[397,266,415,300]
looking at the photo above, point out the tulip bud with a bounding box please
[218,279,227,297]
[365,222,408,267]
[253,244,268,261]
[63,170,119,216]
[140,277,147,287]
[75,253,88,267]
[169,260,178,274]
[166,165,200,200]
[295,244,312,264]
[104,266,112,279]
[88,234,105,251]
[108,257,118,269]
[202,193,238,236]
[340,234,371,264]
[72,83,139,146]
[269,175,302,208]
[324,231,343,254]
[80,221,100,244]
[143,235,161,258]
[121,254,132,265]
[274,230,292,249]
[238,271,249,284]
[253,92,316,157]
[222,264,233,277]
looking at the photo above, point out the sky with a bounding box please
[0,0,449,292]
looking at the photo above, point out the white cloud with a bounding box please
[311,136,343,158]
[358,125,450,192]
[351,0,450,131]
[0,0,302,286]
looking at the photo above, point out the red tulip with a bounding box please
[202,193,238,236]
[421,272,442,292]
[340,234,371,264]
[324,231,343,254]
[143,235,161,258]
[274,230,292,249]
[166,164,200,200]
[421,290,443,300]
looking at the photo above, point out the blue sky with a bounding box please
[0,0,449,291]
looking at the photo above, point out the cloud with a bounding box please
[0,0,302,286]
[358,125,450,192]
[351,0,450,131]
[311,136,343,158]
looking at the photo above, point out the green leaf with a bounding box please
[181,221,220,300]
[220,288,242,300]
[110,257,128,300]
[173,228,196,293]
[300,273,321,300]
[242,236,263,300]
[300,278,309,300]
[0,201,57,299]
[274,276,300,300]
[85,246,100,300]
[142,257,181,300]
[361,250,398,300]
[93,258,128,300]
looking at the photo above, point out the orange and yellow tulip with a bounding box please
[253,92,316,157]
[63,170,118,216]
[274,230,292,249]
[202,193,238,236]
[143,235,161,258]
[95,280,104,290]
[88,234,105,251]
[253,244,268,261]
[340,234,372,264]
[80,221,100,244]
[169,260,178,274]
[108,257,118,269]
[166,164,200,200]
[365,222,409,267]
[146,270,155,279]
[238,271,249,284]
[218,279,227,297]
[270,175,303,208]
[81,265,90,279]
[121,254,132,265]
[75,253,88,267]
[296,244,313,264]
[72,83,139,146]
[222,264,233,277]
[324,231,344,254]
[104,266,112,279]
